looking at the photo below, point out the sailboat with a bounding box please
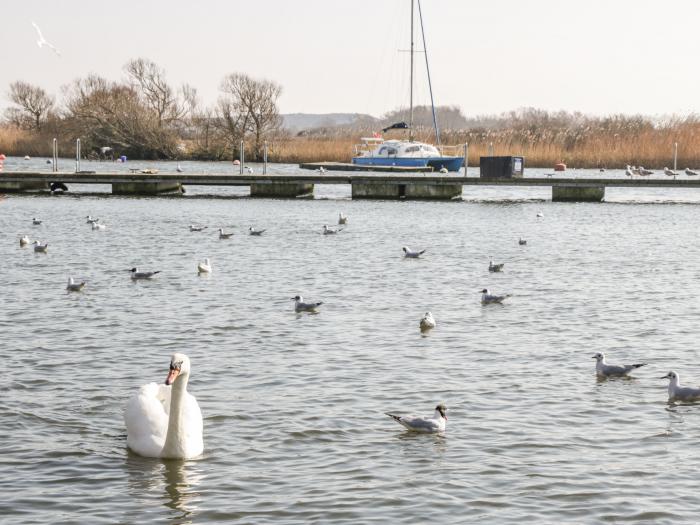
[352,0,464,172]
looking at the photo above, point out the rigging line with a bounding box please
[417,0,440,146]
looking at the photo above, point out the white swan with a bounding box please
[124,353,203,459]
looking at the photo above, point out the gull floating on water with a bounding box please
[403,246,425,258]
[385,404,447,433]
[488,259,504,272]
[129,267,161,280]
[662,371,700,402]
[197,258,212,274]
[323,224,342,235]
[66,276,86,292]
[664,167,677,178]
[86,215,99,224]
[91,222,106,231]
[33,240,48,253]
[189,224,207,232]
[19,235,30,247]
[32,217,42,225]
[419,312,436,331]
[292,295,322,312]
[536,211,544,218]
[32,22,61,56]
[338,212,348,225]
[480,288,510,305]
[249,227,266,236]
[519,237,527,246]
[685,168,698,176]
[218,228,233,239]
[592,352,646,378]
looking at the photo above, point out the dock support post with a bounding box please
[263,141,268,175]
[488,142,494,156]
[75,138,81,173]
[552,185,605,202]
[52,138,58,172]
[464,142,468,175]
[674,142,678,171]
[240,140,244,174]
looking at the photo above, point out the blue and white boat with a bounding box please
[352,0,464,172]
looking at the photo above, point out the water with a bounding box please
[2,158,700,524]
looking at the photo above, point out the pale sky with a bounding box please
[2,0,699,118]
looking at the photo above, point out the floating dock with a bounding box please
[3,171,700,201]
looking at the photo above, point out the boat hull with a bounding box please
[352,156,463,172]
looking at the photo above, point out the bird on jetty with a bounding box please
[489,259,505,273]
[439,166,448,174]
[317,166,326,174]
[189,225,207,232]
[218,228,233,239]
[480,288,510,305]
[338,212,348,225]
[664,167,677,178]
[245,166,254,174]
[663,371,700,403]
[249,227,266,236]
[322,224,341,235]
[197,258,212,274]
[66,277,86,292]
[685,168,698,176]
[292,295,323,313]
[19,235,30,247]
[518,237,527,246]
[403,246,426,258]
[33,241,48,253]
[176,163,184,173]
[385,404,447,433]
[625,165,635,177]
[592,352,646,378]
[638,166,653,176]
[31,21,61,56]
[129,268,161,280]
[32,218,42,225]
[419,312,436,331]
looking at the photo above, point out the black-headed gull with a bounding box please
[323,224,341,235]
[31,21,61,56]
[518,237,527,246]
[189,224,207,232]
[419,312,436,331]
[488,259,504,272]
[197,258,212,274]
[662,371,700,402]
[19,235,30,247]
[86,216,99,224]
[685,168,698,176]
[66,277,86,292]
[129,267,161,280]
[249,227,266,236]
[338,212,348,225]
[32,218,42,225]
[218,228,233,239]
[385,404,447,433]
[292,295,322,312]
[638,166,653,176]
[592,352,646,378]
[91,222,106,231]
[480,288,510,305]
[664,167,677,178]
[403,246,425,258]
[33,241,48,252]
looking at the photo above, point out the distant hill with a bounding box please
[281,113,377,132]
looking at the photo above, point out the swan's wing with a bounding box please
[182,392,204,456]
[124,382,170,457]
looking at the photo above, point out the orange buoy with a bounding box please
[554,162,566,172]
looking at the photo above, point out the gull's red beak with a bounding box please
[165,368,180,386]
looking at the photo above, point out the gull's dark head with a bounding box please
[592,352,604,361]
[129,267,137,273]
[480,289,488,294]
[292,295,301,301]
[436,404,447,420]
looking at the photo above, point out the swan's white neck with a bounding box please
[161,372,189,458]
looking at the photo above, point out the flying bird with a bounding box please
[32,21,61,56]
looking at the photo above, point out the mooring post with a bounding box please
[52,138,58,172]
[75,138,81,173]
[240,140,245,175]
[489,142,494,156]
[674,142,678,171]
[263,141,268,175]
[463,143,468,175]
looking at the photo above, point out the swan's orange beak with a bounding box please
[165,368,180,386]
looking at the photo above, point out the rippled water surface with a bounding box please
[3,158,700,524]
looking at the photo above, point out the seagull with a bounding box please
[662,371,700,402]
[33,241,48,253]
[317,166,326,174]
[685,168,698,176]
[480,288,510,305]
[592,352,646,378]
[322,224,342,235]
[245,166,254,174]
[86,216,99,224]
[19,235,30,247]
[403,246,426,258]
[176,163,184,173]
[664,167,677,178]
[24,155,31,160]
[536,211,544,218]
[638,166,653,176]
[518,237,527,246]
[189,224,207,232]
[292,295,322,313]
[338,212,348,225]
[66,276,86,292]
[385,404,447,433]
[129,267,161,280]
[197,258,212,274]
[625,165,634,177]
[91,222,106,231]
[32,218,42,225]
[31,21,61,56]
[488,259,505,273]
[218,228,234,239]
[419,312,436,331]
[249,227,266,236]
[439,166,448,174]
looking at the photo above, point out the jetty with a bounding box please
[3,171,700,201]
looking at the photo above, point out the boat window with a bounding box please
[387,148,397,155]
[378,147,387,155]
[405,146,419,153]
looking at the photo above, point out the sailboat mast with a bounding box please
[409,0,414,142]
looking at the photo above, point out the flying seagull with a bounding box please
[32,22,61,56]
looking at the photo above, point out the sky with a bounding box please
[2,0,700,118]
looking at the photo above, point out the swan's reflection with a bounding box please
[126,454,204,524]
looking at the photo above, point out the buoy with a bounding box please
[0,154,6,160]
[554,162,566,172]
[119,155,127,162]
[24,155,31,160]
[233,159,241,165]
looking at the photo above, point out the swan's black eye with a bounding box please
[170,361,182,371]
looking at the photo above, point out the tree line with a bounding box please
[3,58,283,160]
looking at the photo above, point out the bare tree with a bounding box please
[124,58,185,128]
[6,81,54,130]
